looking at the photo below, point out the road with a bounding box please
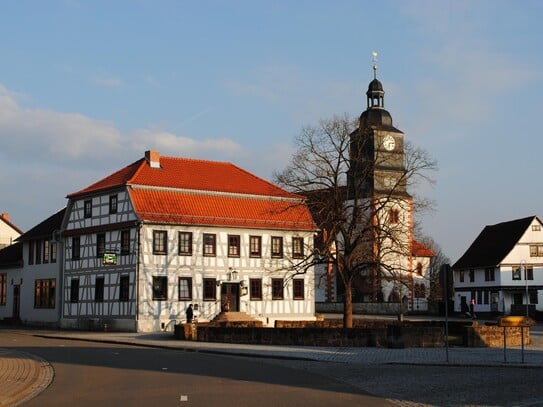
[1,331,393,407]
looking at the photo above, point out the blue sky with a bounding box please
[1,0,542,262]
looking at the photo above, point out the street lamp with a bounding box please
[521,260,528,317]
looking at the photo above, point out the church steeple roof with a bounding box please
[359,53,398,131]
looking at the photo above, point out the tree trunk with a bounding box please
[343,279,353,328]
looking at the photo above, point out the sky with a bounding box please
[0,0,542,263]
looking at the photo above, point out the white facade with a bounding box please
[453,216,543,316]
[0,213,21,249]
[60,152,317,332]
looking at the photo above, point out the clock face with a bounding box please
[383,135,395,151]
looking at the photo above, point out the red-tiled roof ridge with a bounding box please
[68,152,301,200]
[67,158,144,198]
[412,239,435,257]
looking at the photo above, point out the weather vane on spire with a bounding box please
[372,51,378,79]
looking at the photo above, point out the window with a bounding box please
[95,277,104,302]
[469,269,474,282]
[84,199,92,218]
[533,225,541,231]
[119,275,130,301]
[530,290,539,304]
[121,230,130,255]
[529,245,543,257]
[178,277,192,300]
[249,236,261,257]
[271,236,283,258]
[250,279,262,300]
[152,276,168,300]
[526,265,534,280]
[178,232,192,256]
[415,262,423,275]
[483,290,489,305]
[228,235,241,257]
[203,234,216,257]
[484,268,495,281]
[0,274,6,305]
[512,266,521,280]
[203,278,216,300]
[34,279,56,308]
[293,279,304,300]
[477,290,483,304]
[414,283,426,298]
[388,208,399,224]
[28,240,34,265]
[292,237,304,259]
[35,240,42,264]
[96,233,106,258]
[70,278,79,303]
[51,242,57,263]
[43,240,49,263]
[459,270,464,283]
[153,230,167,255]
[109,195,118,214]
[72,236,81,260]
[272,278,284,300]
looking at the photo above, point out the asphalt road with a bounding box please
[2,332,393,407]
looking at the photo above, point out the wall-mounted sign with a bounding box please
[102,253,117,265]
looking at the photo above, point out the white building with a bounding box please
[61,150,317,332]
[0,209,63,326]
[0,213,22,249]
[453,216,543,317]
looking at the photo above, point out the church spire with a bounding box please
[367,51,385,109]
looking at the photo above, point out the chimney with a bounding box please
[145,150,161,169]
[1,213,9,222]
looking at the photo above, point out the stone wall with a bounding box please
[315,302,404,315]
[179,320,445,348]
[466,323,531,347]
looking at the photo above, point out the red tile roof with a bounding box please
[129,188,315,230]
[68,152,316,231]
[69,156,300,199]
[412,240,435,258]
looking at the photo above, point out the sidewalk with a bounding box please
[33,328,543,367]
[1,327,543,407]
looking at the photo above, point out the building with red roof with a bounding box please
[61,151,317,332]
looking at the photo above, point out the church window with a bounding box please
[388,208,399,224]
[415,262,423,275]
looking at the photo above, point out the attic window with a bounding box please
[533,225,541,231]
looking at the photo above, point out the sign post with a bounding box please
[498,316,535,364]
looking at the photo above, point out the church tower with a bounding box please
[347,55,414,303]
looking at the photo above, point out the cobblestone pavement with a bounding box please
[0,347,54,407]
[1,325,543,407]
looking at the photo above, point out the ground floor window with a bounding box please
[119,275,129,301]
[178,277,192,300]
[272,278,284,300]
[203,278,216,300]
[250,278,262,300]
[293,279,304,300]
[70,278,79,303]
[0,274,7,305]
[95,277,104,302]
[152,276,168,300]
[34,279,56,308]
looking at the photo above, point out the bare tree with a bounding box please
[275,114,437,328]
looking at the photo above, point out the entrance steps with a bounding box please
[209,311,263,327]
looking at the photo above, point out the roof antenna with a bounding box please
[372,51,378,79]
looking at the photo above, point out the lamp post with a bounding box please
[521,260,528,317]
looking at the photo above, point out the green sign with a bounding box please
[102,253,117,265]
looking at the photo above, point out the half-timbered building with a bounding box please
[61,150,317,332]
